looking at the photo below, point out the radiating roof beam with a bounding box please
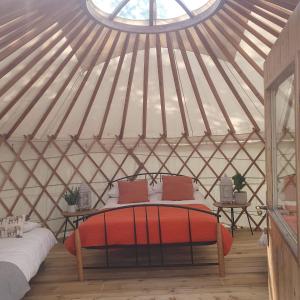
[149,0,157,26]
[109,0,130,20]
[174,0,194,18]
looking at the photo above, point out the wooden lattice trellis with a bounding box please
[0,131,266,236]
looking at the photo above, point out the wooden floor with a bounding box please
[24,230,269,300]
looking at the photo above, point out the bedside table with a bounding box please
[213,202,253,236]
[62,208,99,241]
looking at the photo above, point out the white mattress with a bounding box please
[0,228,57,281]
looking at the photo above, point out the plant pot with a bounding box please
[234,191,247,204]
[67,205,77,213]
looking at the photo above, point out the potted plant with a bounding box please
[232,173,247,204]
[63,187,80,213]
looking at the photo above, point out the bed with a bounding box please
[65,173,233,281]
[0,227,57,300]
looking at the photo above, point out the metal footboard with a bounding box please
[74,203,225,280]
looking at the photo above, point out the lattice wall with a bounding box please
[0,130,266,236]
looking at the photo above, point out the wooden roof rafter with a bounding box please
[0,0,75,50]
[98,33,131,139]
[76,30,120,138]
[0,0,60,13]
[31,25,106,138]
[0,11,39,37]
[209,17,264,77]
[222,5,273,49]
[186,27,235,133]
[0,0,64,28]
[119,34,140,139]
[142,34,150,137]
[149,0,157,26]
[263,0,298,11]
[109,0,130,20]
[5,21,97,139]
[0,6,82,63]
[0,9,84,96]
[200,22,261,130]
[54,27,113,138]
[216,10,267,59]
[226,0,281,37]
[0,15,90,121]
[165,32,189,136]
[174,0,194,18]
[175,30,211,135]
[248,0,291,20]
[1,14,45,50]
[0,4,39,26]
[205,18,264,105]
[155,34,168,137]
[239,0,288,28]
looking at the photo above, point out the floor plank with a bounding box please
[25,230,269,300]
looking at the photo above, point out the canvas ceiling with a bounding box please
[0,0,297,140]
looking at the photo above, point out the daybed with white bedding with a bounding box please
[0,226,56,300]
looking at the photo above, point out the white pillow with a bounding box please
[149,181,162,194]
[149,191,204,202]
[104,197,119,207]
[107,184,119,198]
[0,215,25,238]
[24,221,41,233]
[149,193,162,201]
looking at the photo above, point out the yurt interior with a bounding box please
[0,0,300,299]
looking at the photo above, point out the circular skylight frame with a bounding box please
[86,0,224,33]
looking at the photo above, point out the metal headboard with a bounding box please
[108,172,200,187]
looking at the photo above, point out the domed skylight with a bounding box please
[86,0,223,33]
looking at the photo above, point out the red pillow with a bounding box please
[118,180,149,204]
[162,176,194,201]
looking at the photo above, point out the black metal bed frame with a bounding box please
[74,173,225,280]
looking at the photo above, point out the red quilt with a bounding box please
[65,204,233,256]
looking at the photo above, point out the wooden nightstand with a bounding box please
[213,202,253,236]
[62,209,99,241]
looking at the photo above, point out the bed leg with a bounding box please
[217,223,225,277]
[75,228,84,281]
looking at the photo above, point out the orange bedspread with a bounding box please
[65,204,233,256]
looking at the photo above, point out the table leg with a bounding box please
[231,207,234,237]
[72,216,79,229]
[63,217,68,242]
[245,209,253,235]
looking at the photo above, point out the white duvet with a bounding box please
[0,228,57,281]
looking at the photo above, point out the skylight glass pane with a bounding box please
[156,0,186,19]
[89,0,219,28]
[92,0,124,14]
[118,0,149,20]
[181,0,211,12]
